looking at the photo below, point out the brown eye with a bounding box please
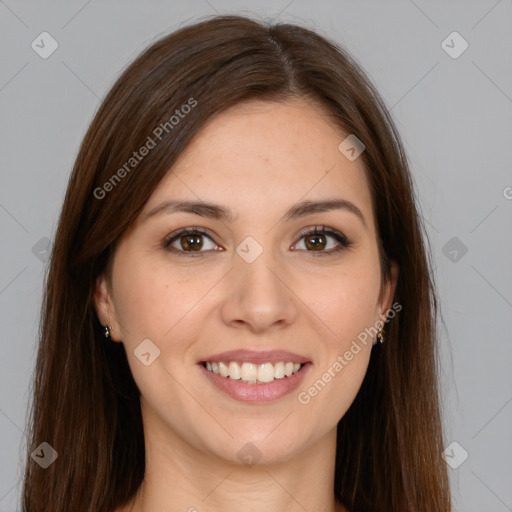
[304,233,327,251]
[163,228,220,255]
[293,226,353,256]
[180,233,203,251]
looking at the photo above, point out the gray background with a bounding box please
[1,0,511,510]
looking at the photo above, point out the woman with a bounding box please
[22,14,451,512]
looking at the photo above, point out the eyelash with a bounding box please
[162,225,353,257]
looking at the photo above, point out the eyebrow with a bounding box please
[144,198,367,228]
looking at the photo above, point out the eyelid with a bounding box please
[297,224,348,240]
[163,226,215,243]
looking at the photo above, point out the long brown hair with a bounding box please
[22,14,451,512]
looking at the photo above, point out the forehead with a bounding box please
[143,98,375,230]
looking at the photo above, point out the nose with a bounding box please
[220,247,299,334]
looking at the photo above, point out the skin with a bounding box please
[95,97,399,512]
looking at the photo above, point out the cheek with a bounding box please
[111,257,209,342]
[300,259,381,349]
[303,258,380,415]
[111,261,212,396]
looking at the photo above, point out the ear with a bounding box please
[376,260,399,326]
[93,274,121,342]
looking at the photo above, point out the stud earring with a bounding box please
[377,323,384,344]
[104,325,113,339]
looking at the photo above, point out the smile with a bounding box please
[198,361,312,403]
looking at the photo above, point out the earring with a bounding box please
[377,323,384,344]
[104,325,113,339]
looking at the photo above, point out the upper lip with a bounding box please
[198,349,311,365]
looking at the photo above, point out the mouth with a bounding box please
[197,350,312,403]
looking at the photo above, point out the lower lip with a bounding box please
[198,362,312,403]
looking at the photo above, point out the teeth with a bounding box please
[257,363,275,383]
[218,361,229,377]
[240,362,258,382]
[203,361,304,383]
[228,361,241,380]
[274,361,285,378]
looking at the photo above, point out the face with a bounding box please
[95,97,398,466]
